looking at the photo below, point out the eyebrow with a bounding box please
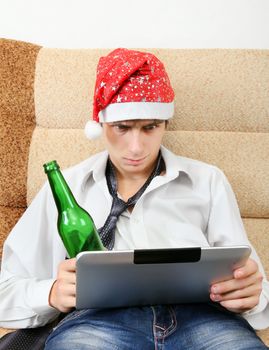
[110,120,164,126]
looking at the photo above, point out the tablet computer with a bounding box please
[76,246,251,309]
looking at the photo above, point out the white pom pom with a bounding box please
[84,121,103,139]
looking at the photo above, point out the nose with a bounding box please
[128,130,143,156]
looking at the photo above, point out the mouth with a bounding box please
[123,156,147,166]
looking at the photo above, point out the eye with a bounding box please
[113,124,130,132]
[143,123,158,131]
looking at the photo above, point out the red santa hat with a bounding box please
[85,48,175,139]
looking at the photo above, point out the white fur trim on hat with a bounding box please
[99,101,174,123]
[84,120,103,139]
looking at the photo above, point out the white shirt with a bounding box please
[0,146,268,329]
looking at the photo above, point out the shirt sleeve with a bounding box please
[0,183,65,328]
[206,168,269,330]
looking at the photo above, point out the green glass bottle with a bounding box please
[43,160,105,258]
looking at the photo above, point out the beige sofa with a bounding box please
[0,38,268,344]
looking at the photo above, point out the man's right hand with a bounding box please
[49,258,76,313]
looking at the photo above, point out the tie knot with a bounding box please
[111,197,128,216]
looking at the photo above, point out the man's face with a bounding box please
[102,119,166,177]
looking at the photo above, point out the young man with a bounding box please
[0,48,268,349]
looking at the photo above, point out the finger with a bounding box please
[57,259,77,282]
[233,258,258,279]
[211,271,262,295]
[55,279,76,297]
[63,283,76,297]
[58,271,77,284]
[60,258,77,272]
[210,282,262,302]
[57,296,76,313]
[219,295,260,313]
[64,295,76,307]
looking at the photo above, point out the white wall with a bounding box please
[0,0,269,49]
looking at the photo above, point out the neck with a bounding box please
[115,164,155,183]
[116,162,157,201]
[107,153,164,202]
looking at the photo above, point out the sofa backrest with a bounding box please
[0,39,268,279]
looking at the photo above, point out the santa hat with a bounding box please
[85,48,175,139]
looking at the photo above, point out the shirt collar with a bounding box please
[160,145,193,181]
[80,150,109,191]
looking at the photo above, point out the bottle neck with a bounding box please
[47,170,78,212]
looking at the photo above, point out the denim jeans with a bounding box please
[45,303,268,350]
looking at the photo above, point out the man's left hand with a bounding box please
[210,258,263,313]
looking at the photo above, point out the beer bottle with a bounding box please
[43,160,105,258]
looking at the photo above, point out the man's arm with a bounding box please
[206,167,269,329]
[0,183,66,328]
